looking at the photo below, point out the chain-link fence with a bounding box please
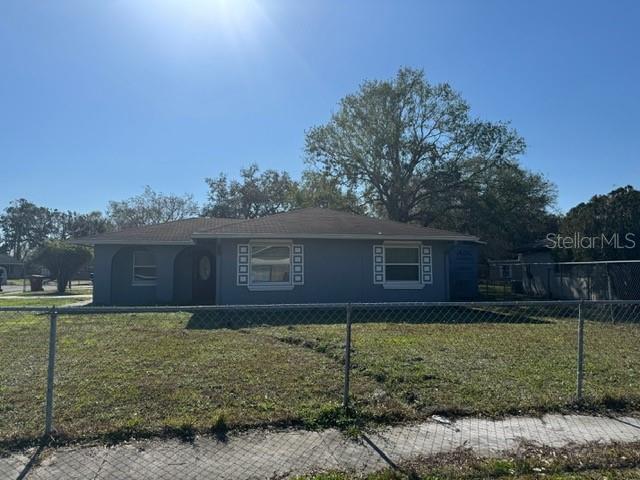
[1,301,639,479]
[481,260,640,301]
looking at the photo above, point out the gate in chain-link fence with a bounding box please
[1,301,639,479]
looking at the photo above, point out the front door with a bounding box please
[192,250,215,304]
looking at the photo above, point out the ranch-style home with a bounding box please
[78,208,480,305]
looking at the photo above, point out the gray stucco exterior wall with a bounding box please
[216,239,453,305]
[93,244,185,305]
[93,239,459,305]
[92,244,119,305]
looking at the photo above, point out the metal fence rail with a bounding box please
[0,301,639,479]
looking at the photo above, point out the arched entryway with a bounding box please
[173,246,216,305]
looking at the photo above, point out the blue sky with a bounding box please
[1,0,639,214]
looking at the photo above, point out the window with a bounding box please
[384,245,421,283]
[373,243,431,287]
[238,243,303,289]
[250,244,291,286]
[132,250,157,286]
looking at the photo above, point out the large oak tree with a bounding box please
[305,68,528,225]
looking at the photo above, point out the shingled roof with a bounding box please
[76,217,240,244]
[78,208,480,244]
[194,208,479,241]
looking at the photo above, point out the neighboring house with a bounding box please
[0,253,24,284]
[76,208,480,306]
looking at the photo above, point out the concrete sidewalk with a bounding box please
[2,413,640,480]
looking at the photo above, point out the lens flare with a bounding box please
[122,0,269,55]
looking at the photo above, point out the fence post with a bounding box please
[606,263,615,322]
[576,301,585,403]
[45,306,58,436]
[343,303,352,409]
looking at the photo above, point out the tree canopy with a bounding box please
[203,164,363,218]
[203,164,298,218]
[0,199,57,261]
[107,186,199,229]
[293,170,364,214]
[30,241,93,293]
[430,162,558,259]
[305,67,529,225]
[560,186,640,261]
[54,211,112,240]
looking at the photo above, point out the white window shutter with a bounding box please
[292,244,304,285]
[373,245,384,284]
[421,245,433,284]
[237,244,249,286]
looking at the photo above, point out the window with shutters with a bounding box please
[374,242,433,289]
[237,241,303,291]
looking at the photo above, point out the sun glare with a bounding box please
[123,0,269,54]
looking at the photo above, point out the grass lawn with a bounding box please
[0,297,83,307]
[261,306,640,418]
[11,288,93,297]
[0,306,639,452]
[0,311,380,450]
[309,471,640,480]
[300,441,640,479]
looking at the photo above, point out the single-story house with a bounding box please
[77,208,480,305]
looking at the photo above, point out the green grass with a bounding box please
[260,308,640,418]
[10,288,93,297]
[299,442,640,479]
[0,306,639,452]
[0,312,50,450]
[0,312,380,450]
[0,297,83,307]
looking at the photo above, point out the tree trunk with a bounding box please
[57,274,67,294]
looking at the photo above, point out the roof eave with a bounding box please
[192,232,481,242]
[70,239,195,246]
